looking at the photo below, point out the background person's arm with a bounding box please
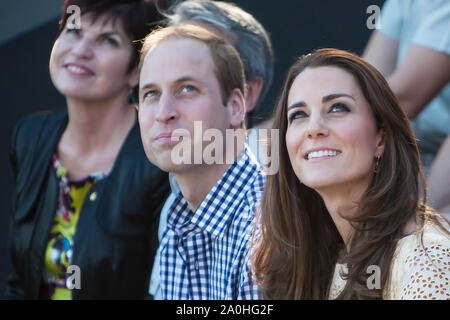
[364,0,450,119]
[364,32,450,119]
[427,135,450,220]
[363,31,399,78]
[386,45,450,119]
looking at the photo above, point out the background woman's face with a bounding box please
[285,66,384,193]
[49,13,137,102]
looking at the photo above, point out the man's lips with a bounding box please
[154,133,184,145]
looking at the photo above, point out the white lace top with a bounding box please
[329,221,450,300]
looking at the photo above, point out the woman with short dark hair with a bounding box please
[7,0,170,299]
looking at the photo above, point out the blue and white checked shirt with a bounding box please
[160,148,265,299]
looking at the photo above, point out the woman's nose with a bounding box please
[306,114,329,139]
[71,37,94,59]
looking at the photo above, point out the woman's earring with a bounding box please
[128,91,137,105]
[373,155,380,173]
[128,87,139,110]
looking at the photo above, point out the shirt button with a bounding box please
[89,192,97,201]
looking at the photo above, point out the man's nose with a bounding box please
[154,93,179,123]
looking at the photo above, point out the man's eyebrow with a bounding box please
[173,76,203,85]
[140,83,154,92]
[287,101,306,111]
[140,76,203,91]
[322,93,355,102]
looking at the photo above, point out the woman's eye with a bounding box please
[288,110,308,123]
[102,37,119,46]
[66,28,80,36]
[329,103,350,113]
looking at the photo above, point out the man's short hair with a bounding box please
[165,0,273,107]
[139,24,246,106]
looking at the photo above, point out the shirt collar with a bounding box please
[167,147,262,238]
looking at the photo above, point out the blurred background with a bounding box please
[0,0,384,298]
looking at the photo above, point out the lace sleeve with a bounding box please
[398,237,450,299]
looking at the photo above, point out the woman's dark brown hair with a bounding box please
[251,48,448,299]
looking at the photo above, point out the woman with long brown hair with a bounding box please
[252,48,449,299]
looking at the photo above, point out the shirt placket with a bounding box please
[185,232,211,299]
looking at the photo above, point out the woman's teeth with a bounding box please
[307,150,340,160]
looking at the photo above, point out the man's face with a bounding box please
[138,38,233,173]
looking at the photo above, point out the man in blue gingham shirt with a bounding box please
[160,148,264,299]
[138,24,266,300]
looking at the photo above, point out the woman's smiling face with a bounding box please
[49,12,137,102]
[285,66,385,192]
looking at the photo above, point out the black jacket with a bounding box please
[6,111,170,299]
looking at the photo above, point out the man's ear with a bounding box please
[227,88,246,128]
[245,77,264,112]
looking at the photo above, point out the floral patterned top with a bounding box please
[42,155,109,300]
[329,220,450,300]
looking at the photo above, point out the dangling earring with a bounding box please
[373,155,380,173]
[128,87,139,110]
[128,90,137,104]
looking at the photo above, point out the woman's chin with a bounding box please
[299,175,340,191]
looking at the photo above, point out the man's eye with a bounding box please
[144,90,158,100]
[288,110,308,123]
[329,103,350,113]
[181,85,196,94]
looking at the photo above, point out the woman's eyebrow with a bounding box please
[101,31,122,38]
[288,93,356,110]
[287,101,306,111]
[322,93,355,102]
